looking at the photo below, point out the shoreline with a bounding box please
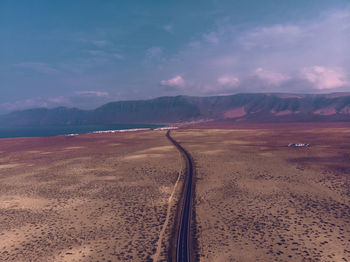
[0,124,167,139]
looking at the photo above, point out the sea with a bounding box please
[0,124,165,139]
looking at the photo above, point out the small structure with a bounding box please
[288,143,309,147]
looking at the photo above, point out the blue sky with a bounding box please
[1,0,350,112]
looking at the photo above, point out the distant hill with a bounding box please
[1,93,350,126]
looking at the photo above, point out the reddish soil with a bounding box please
[0,131,183,261]
[172,125,350,261]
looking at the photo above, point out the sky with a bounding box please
[1,0,350,113]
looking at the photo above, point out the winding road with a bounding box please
[166,130,194,262]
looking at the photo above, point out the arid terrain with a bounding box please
[173,124,350,261]
[1,124,350,262]
[0,131,183,261]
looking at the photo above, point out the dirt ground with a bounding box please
[2,125,350,262]
[173,126,350,262]
[0,131,183,261]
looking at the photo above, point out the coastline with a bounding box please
[0,124,167,139]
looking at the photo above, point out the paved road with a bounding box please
[166,130,193,262]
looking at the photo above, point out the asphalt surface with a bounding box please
[166,130,193,262]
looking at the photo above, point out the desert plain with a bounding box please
[0,123,350,262]
[173,123,350,262]
[0,131,183,261]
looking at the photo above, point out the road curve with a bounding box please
[166,130,194,262]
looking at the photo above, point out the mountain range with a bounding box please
[1,93,350,126]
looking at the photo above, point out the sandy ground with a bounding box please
[0,131,183,261]
[173,126,350,262]
[2,125,350,261]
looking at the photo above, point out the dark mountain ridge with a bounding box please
[1,93,350,126]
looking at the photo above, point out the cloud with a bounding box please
[217,75,240,87]
[300,66,349,90]
[112,53,124,60]
[146,46,163,58]
[0,96,66,112]
[75,91,109,97]
[85,50,106,56]
[153,8,350,95]
[0,91,112,113]
[163,24,173,33]
[160,76,185,88]
[91,40,109,47]
[69,50,123,70]
[239,25,303,50]
[15,62,58,74]
[47,96,70,103]
[254,68,290,86]
[202,32,219,44]
[4,5,350,106]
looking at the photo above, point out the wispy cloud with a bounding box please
[163,24,173,33]
[239,25,303,50]
[160,76,185,88]
[112,53,124,60]
[0,97,66,112]
[91,40,110,47]
[0,91,111,113]
[3,3,350,106]
[202,31,220,44]
[154,8,350,95]
[47,96,70,103]
[75,90,109,97]
[85,50,106,56]
[15,62,59,74]
[217,75,240,87]
[146,46,163,58]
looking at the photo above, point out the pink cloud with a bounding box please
[254,68,290,86]
[301,66,349,89]
[160,76,185,87]
[217,75,240,87]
